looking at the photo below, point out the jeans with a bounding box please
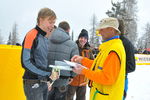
[48,86,68,100]
[23,80,48,100]
[66,85,86,100]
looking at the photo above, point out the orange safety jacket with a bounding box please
[81,39,126,100]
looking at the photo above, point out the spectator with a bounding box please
[66,29,94,100]
[118,18,136,100]
[47,21,79,100]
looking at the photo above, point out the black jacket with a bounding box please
[120,35,136,74]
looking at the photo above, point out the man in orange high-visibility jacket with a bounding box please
[71,17,126,100]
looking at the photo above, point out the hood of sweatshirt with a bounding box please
[49,27,70,44]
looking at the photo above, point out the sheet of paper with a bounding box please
[63,60,77,67]
[64,60,88,69]
[49,65,72,71]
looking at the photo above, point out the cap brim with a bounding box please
[96,26,121,34]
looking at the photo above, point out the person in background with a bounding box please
[143,49,150,54]
[66,29,94,100]
[118,19,136,100]
[21,8,58,100]
[71,17,126,100]
[48,21,79,100]
[92,47,99,58]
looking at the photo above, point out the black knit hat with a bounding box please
[78,29,88,40]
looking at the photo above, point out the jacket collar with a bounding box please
[35,25,47,36]
[102,35,120,43]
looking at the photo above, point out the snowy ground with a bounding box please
[74,65,150,100]
[126,65,150,100]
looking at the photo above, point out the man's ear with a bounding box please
[39,18,44,24]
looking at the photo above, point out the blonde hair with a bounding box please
[37,8,56,24]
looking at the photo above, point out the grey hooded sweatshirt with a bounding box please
[48,27,79,87]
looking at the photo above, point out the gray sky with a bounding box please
[0,0,150,43]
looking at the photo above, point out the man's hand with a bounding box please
[79,82,87,86]
[71,55,83,63]
[68,78,73,84]
[47,81,52,91]
[49,68,60,81]
[72,64,85,74]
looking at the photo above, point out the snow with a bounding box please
[126,65,150,100]
[80,65,150,100]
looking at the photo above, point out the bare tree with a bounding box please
[144,23,150,48]
[71,30,74,41]
[136,23,150,49]
[136,36,145,50]
[7,32,12,45]
[125,0,138,44]
[89,14,100,47]
[106,0,126,18]
[106,0,138,45]
[12,23,19,45]
[7,23,19,45]
[0,29,4,44]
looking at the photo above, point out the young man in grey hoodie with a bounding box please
[48,21,79,100]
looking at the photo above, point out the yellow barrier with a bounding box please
[135,54,150,65]
[0,45,26,100]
